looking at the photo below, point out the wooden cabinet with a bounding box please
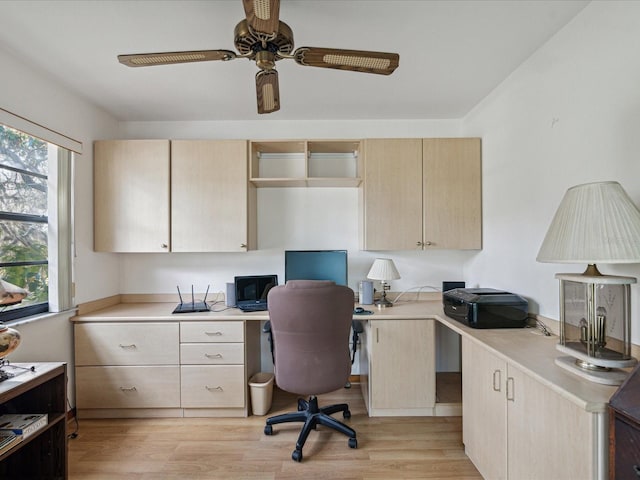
[360,319,436,416]
[180,321,247,414]
[75,322,181,417]
[462,337,598,480]
[609,363,640,480]
[171,140,253,252]
[361,137,482,250]
[94,139,170,252]
[0,363,67,480]
[462,336,507,479]
[74,319,261,418]
[94,139,254,253]
[249,139,361,187]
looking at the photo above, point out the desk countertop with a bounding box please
[71,299,618,412]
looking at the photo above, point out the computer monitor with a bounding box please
[284,250,348,286]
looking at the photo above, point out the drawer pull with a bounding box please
[492,369,501,392]
[205,331,223,336]
[205,385,224,392]
[118,343,137,349]
[506,377,515,401]
[205,353,223,359]
[119,386,137,392]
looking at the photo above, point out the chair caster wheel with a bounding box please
[292,449,303,462]
[264,425,273,435]
[348,437,357,449]
[343,410,351,419]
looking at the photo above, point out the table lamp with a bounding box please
[537,181,640,385]
[367,258,400,307]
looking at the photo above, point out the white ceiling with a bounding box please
[0,0,589,122]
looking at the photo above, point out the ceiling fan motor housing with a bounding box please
[234,19,294,63]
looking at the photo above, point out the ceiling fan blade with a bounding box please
[118,50,236,67]
[293,47,399,75]
[255,69,280,114]
[242,0,280,36]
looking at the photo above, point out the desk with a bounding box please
[72,299,616,479]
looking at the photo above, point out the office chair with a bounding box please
[263,280,357,462]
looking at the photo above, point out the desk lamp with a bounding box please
[367,258,400,307]
[537,181,640,385]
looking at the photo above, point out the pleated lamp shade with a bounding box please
[537,181,640,264]
[367,258,401,281]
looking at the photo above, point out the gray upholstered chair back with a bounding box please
[267,280,354,396]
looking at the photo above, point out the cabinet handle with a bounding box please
[376,327,379,343]
[161,243,168,249]
[240,243,247,249]
[506,377,515,401]
[492,369,501,392]
[119,386,137,392]
[424,241,433,246]
[118,343,137,349]
[206,385,224,392]
[205,353,223,359]
[205,331,223,336]
[416,241,423,247]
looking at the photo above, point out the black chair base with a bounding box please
[264,395,357,462]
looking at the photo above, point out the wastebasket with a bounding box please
[248,372,274,415]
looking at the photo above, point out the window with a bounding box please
[0,123,73,322]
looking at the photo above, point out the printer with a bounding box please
[443,288,528,329]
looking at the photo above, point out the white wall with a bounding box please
[462,1,640,343]
[0,45,120,403]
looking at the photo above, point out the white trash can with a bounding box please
[248,372,274,415]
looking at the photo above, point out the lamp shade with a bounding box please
[0,279,28,306]
[367,258,401,281]
[537,181,640,264]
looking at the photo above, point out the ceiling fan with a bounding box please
[118,0,400,114]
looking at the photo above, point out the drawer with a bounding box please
[76,366,180,409]
[181,365,245,408]
[180,321,244,343]
[180,343,244,365]
[75,322,179,366]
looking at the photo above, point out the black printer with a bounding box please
[443,288,528,329]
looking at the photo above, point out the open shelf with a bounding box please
[250,139,361,187]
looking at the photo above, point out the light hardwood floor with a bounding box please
[68,384,482,480]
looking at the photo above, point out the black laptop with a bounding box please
[234,275,278,312]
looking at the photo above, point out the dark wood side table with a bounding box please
[0,362,67,480]
[609,362,640,480]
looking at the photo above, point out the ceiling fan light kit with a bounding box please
[117,0,399,114]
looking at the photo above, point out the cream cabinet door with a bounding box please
[368,319,436,414]
[171,140,252,252]
[462,337,507,480]
[506,363,595,480]
[423,138,482,249]
[361,138,423,250]
[94,140,170,252]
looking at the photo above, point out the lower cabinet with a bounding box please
[360,318,436,416]
[75,320,257,418]
[180,321,247,416]
[462,337,601,480]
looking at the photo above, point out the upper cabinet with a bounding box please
[94,139,255,253]
[360,138,482,250]
[249,139,361,187]
[171,140,253,252]
[94,140,171,253]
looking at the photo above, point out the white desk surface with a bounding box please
[71,299,618,412]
